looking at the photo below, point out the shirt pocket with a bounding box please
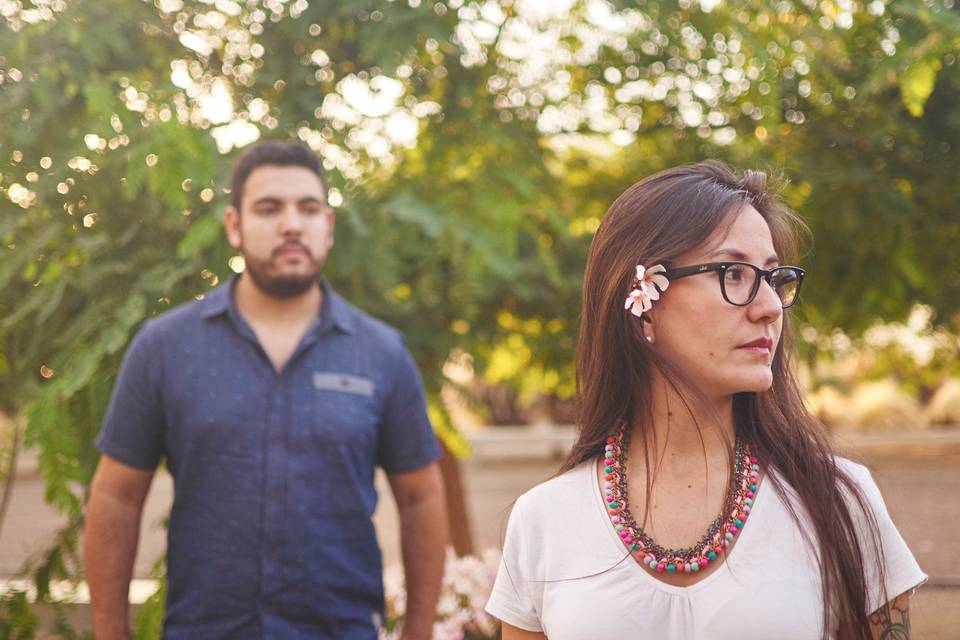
[300,372,381,524]
[313,372,375,398]
[309,371,380,446]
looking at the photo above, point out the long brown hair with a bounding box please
[563,160,884,639]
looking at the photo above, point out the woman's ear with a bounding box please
[641,314,655,344]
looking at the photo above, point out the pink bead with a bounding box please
[750,456,758,464]
[746,491,754,498]
[605,458,614,465]
[729,526,738,535]
[611,515,621,524]
[656,563,666,573]
[624,536,633,544]
[699,558,709,567]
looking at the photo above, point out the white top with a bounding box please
[485,457,926,639]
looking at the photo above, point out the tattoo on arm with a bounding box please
[869,600,910,640]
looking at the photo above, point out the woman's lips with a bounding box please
[738,345,771,355]
[737,338,773,355]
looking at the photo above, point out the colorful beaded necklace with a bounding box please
[602,422,760,575]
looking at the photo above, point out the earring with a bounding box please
[645,334,654,344]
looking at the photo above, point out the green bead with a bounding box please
[608,501,619,508]
[667,564,676,573]
[691,562,700,572]
[744,497,753,505]
[616,524,625,531]
[725,532,734,541]
[735,519,744,527]
[604,466,614,473]
[749,484,757,491]
[708,551,717,560]
[649,560,658,570]
[631,543,640,551]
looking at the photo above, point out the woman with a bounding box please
[485,161,926,639]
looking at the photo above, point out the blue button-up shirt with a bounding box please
[97,279,440,638]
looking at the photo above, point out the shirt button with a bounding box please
[271,435,281,445]
[270,487,281,498]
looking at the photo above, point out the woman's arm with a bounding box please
[502,622,547,640]
[868,591,911,639]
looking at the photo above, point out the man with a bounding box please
[84,141,448,639]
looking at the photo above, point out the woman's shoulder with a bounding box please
[833,455,872,481]
[769,455,882,511]
[514,458,598,519]
[832,455,884,503]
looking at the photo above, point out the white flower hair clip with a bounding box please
[624,263,669,318]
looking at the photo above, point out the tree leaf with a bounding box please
[900,56,941,117]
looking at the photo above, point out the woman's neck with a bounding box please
[631,371,736,475]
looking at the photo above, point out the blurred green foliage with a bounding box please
[0,0,958,633]
[0,589,37,639]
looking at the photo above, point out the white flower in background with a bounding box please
[379,548,501,640]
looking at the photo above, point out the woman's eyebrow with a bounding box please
[708,248,780,266]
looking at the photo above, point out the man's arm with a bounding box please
[387,462,448,640]
[868,591,911,639]
[84,454,155,640]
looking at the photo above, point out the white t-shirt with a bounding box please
[485,456,926,639]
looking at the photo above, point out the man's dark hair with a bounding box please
[230,141,326,211]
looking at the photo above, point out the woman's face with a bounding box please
[645,204,784,399]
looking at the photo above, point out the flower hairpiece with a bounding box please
[624,263,669,318]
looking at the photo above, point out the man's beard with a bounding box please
[241,241,324,299]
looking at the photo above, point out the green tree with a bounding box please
[1,0,957,634]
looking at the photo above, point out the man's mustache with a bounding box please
[272,241,313,259]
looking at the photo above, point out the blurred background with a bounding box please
[1,0,958,637]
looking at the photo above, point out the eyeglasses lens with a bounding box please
[722,264,756,305]
[723,265,800,307]
[771,268,800,307]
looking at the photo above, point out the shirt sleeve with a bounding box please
[485,496,543,632]
[95,321,166,470]
[841,460,928,614]
[375,342,441,474]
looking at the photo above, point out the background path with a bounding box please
[3,429,958,637]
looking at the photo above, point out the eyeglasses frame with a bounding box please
[661,261,805,308]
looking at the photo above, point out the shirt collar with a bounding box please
[199,279,233,320]
[316,279,355,335]
[200,277,354,335]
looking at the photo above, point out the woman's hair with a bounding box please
[561,160,883,639]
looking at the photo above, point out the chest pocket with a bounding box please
[313,372,375,397]
[305,371,381,525]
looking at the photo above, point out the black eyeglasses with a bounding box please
[662,262,805,308]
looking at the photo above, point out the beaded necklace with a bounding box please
[602,423,760,574]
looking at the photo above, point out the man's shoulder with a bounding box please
[329,291,408,351]
[135,295,210,344]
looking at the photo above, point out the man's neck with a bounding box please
[233,273,323,326]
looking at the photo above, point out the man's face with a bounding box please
[224,165,334,298]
